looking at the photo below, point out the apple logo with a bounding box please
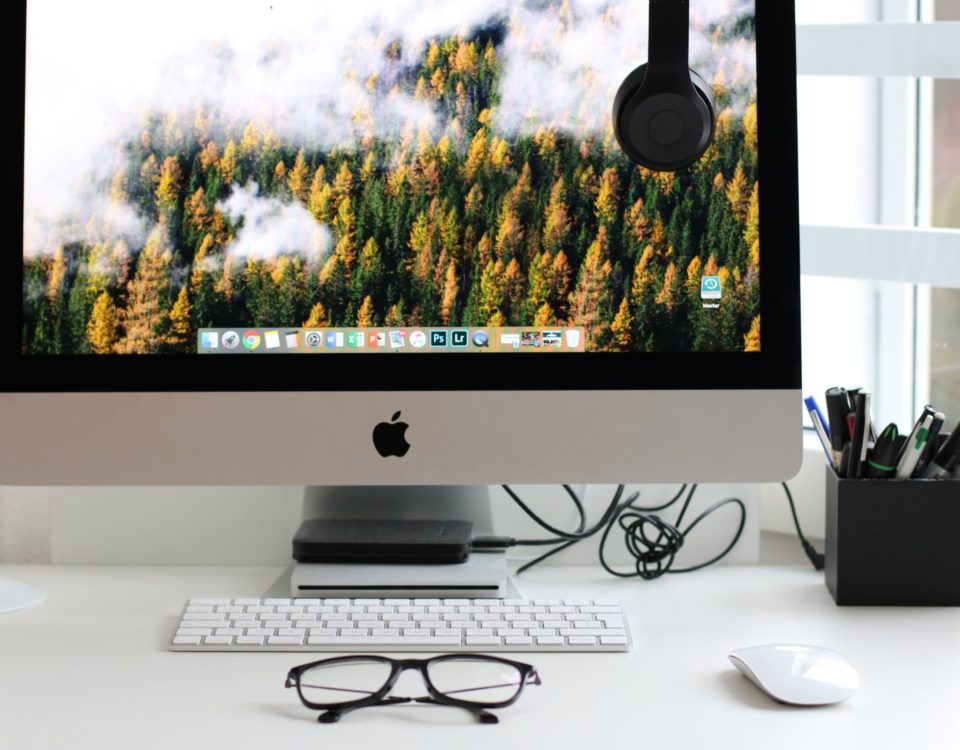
[373,411,411,458]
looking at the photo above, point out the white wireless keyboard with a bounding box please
[170,597,631,652]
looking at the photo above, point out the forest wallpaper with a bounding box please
[22,0,760,355]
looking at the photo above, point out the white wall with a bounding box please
[0,483,764,567]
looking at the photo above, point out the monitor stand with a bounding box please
[283,486,510,599]
[301,485,494,534]
[0,576,45,615]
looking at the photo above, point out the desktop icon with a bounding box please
[390,331,406,349]
[377,332,387,348]
[472,331,490,348]
[410,330,428,349]
[368,332,381,348]
[543,331,562,348]
[430,330,448,348]
[521,332,542,348]
[305,332,323,349]
[372,411,411,458]
[326,332,344,349]
[200,331,220,350]
[285,332,301,350]
[221,331,241,350]
[264,330,281,350]
[451,330,469,348]
[501,333,521,349]
[565,329,582,349]
[347,332,366,349]
[701,276,723,300]
[242,331,262,350]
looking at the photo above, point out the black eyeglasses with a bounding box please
[285,654,541,724]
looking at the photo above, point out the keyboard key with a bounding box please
[536,636,564,646]
[505,637,533,646]
[567,636,598,646]
[244,628,274,637]
[466,637,502,646]
[173,636,202,646]
[278,628,306,637]
[594,599,621,606]
[307,637,462,646]
[215,628,244,637]
[181,620,230,629]
[236,636,265,646]
[580,606,622,614]
[560,629,623,637]
[530,629,557,637]
[183,612,226,621]
[264,599,291,606]
[176,628,212,637]
[185,605,213,613]
[372,629,401,636]
[205,636,234,646]
[601,637,629,646]
[466,629,494,636]
[189,598,231,605]
[234,598,262,606]
[268,636,304,645]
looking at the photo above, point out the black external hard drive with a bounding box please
[292,519,474,564]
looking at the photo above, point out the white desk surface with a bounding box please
[1,564,958,750]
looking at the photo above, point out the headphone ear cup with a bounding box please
[613,65,717,171]
[687,68,717,137]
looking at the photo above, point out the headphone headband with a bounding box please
[647,0,692,86]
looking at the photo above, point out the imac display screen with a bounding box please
[22,0,760,357]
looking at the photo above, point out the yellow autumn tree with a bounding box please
[357,296,376,327]
[441,261,458,324]
[744,316,761,352]
[220,140,238,183]
[610,297,633,351]
[168,287,192,349]
[726,161,749,223]
[595,168,620,228]
[288,149,310,202]
[304,302,327,328]
[87,292,118,354]
[156,156,182,215]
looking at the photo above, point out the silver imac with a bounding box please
[4,1,801,550]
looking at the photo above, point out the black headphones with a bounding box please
[613,0,716,172]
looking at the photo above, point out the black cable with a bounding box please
[503,483,747,579]
[781,482,825,571]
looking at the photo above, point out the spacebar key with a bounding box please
[307,636,462,646]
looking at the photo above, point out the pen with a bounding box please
[896,406,936,479]
[896,411,934,480]
[923,429,960,480]
[866,424,905,479]
[805,397,834,467]
[912,412,945,478]
[804,396,831,441]
[825,387,850,469]
[848,392,872,479]
[846,387,875,442]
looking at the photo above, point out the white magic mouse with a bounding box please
[728,645,859,706]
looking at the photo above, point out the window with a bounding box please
[796,0,960,433]
[929,0,960,429]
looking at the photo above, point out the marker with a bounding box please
[923,429,960,480]
[848,392,872,479]
[912,412,945,478]
[896,412,934,480]
[825,387,850,468]
[866,424,905,479]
